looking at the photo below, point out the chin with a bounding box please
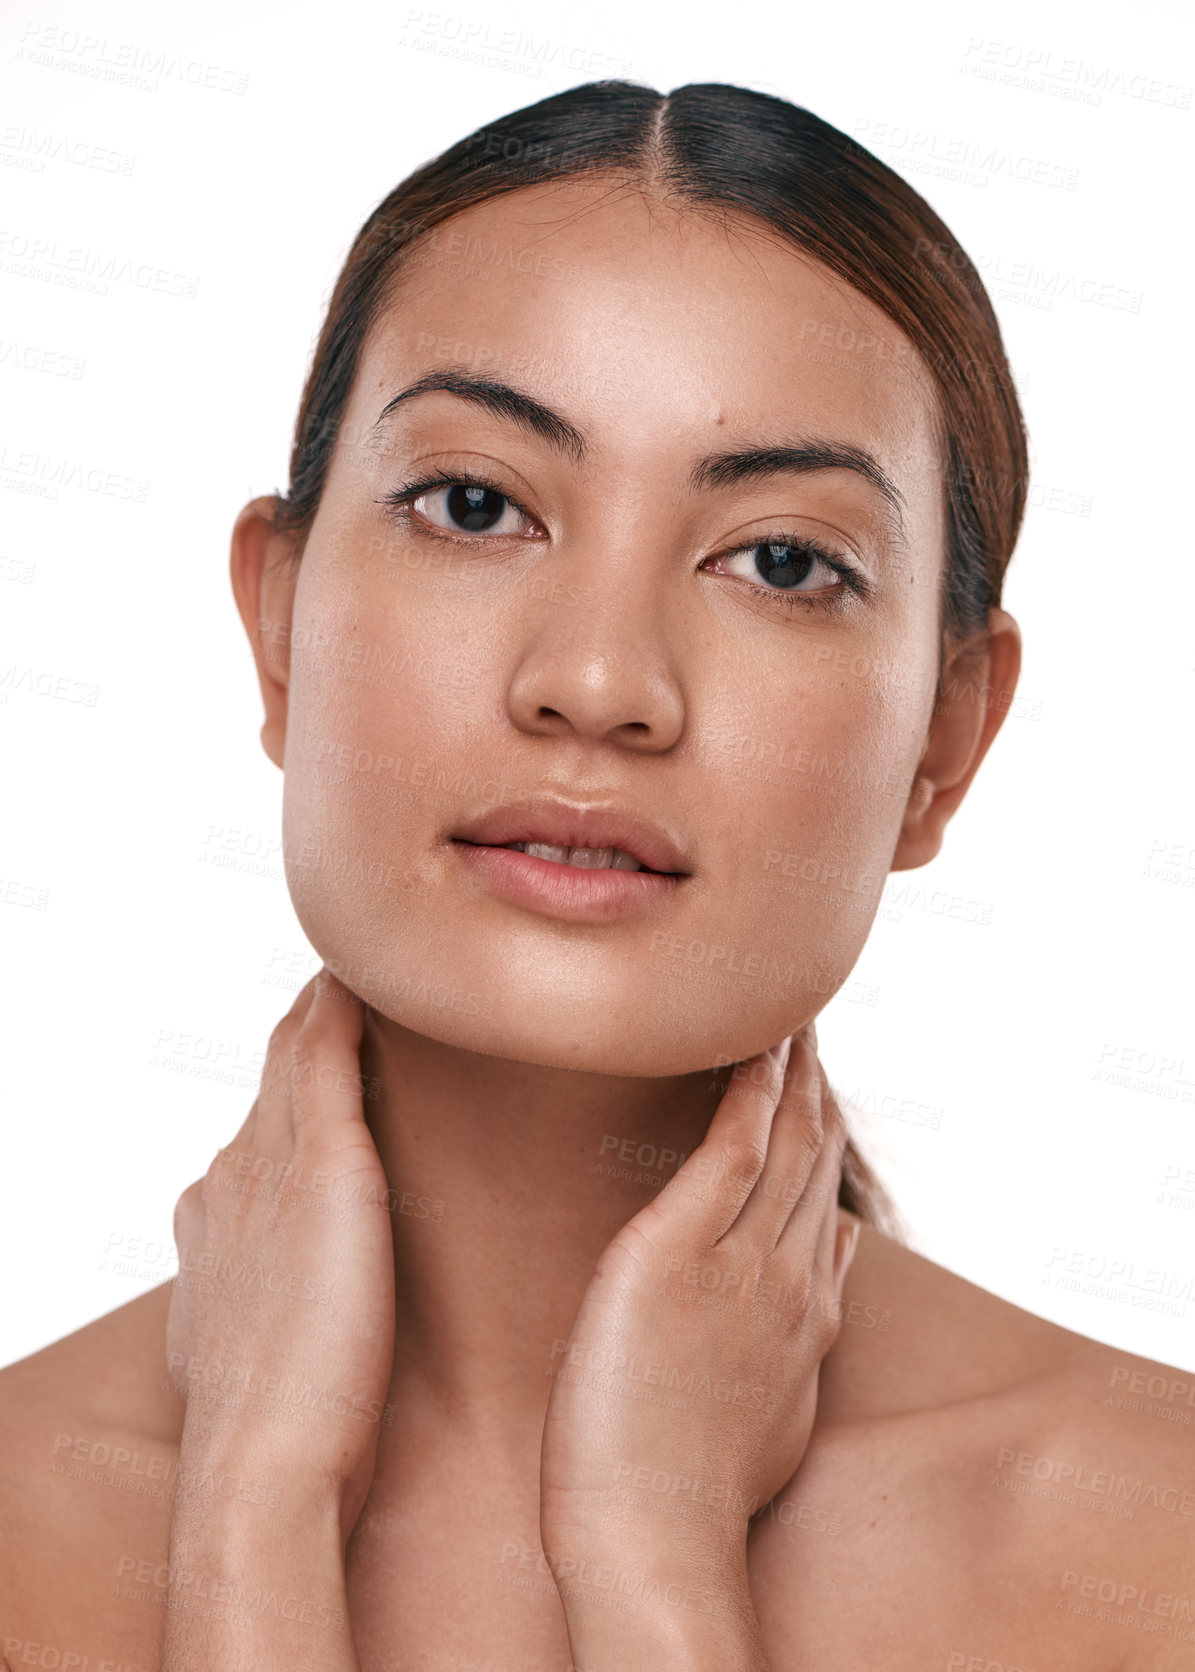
[352,970,819,1080]
[290,878,859,1079]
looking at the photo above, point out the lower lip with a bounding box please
[451,841,686,922]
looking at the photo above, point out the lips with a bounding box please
[501,841,646,872]
[451,799,691,877]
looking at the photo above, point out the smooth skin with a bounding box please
[161,973,854,1670]
[1,180,1192,1670]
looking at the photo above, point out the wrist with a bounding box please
[175,1417,366,1546]
[548,1536,767,1672]
[542,1504,749,1581]
[162,1490,352,1654]
[554,1538,765,1672]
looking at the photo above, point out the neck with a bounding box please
[359,1007,732,1460]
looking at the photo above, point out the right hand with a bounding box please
[167,967,396,1539]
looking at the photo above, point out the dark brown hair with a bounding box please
[271,80,1030,1240]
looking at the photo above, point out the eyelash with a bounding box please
[376,469,873,615]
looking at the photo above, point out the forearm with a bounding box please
[160,1445,360,1671]
[554,1535,772,1672]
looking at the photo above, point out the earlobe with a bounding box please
[889,608,1022,875]
[890,771,944,873]
[907,775,934,815]
[229,496,299,772]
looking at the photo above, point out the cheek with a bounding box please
[276,576,484,963]
[700,649,930,977]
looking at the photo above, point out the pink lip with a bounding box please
[451,797,691,877]
[452,841,685,923]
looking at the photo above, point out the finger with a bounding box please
[644,1037,791,1244]
[774,1063,850,1269]
[172,1177,205,1255]
[722,1023,824,1252]
[759,1101,848,1347]
[834,1213,862,1293]
[288,967,368,1149]
[242,972,325,1154]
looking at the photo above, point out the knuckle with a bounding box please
[821,1086,845,1134]
[196,1169,226,1217]
[799,1120,823,1166]
[804,1097,827,1146]
[722,1125,770,1183]
[817,1303,843,1353]
[172,1179,203,1241]
[260,1032,298,1092]
[294,999,335,1044]
[289,1022,339,1082]
[791,1273,818,1318]
[267,1006,304,1057]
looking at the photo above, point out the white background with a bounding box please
[1,0,1192,1370]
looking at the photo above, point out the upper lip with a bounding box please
[452,797,691,875]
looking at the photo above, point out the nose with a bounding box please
[504,557,686,752]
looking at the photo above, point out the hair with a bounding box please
[270,80,1030,1241]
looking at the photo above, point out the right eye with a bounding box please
[416,481,528,535]
[382,472,541,539]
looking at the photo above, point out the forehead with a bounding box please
[347,180,943,519]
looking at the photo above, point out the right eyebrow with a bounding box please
[368,369,587,465]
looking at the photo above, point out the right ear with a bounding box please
[229,496,301,771]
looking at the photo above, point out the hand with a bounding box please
[166,968,396,1541]
[539,1024,858,1569]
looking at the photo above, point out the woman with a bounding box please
[2,79,1190,1671]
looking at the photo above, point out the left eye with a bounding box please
[413,482,529,536]
[722,540,843,593]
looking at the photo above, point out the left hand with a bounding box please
[539,1023,858,1571]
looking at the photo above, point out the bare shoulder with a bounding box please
[1002,1316,1195,1669]
[0,1283,182,1668]
[783,1219,1195,1670]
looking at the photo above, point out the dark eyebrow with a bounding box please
[369,369,587,465]
[370,368,908,542]
[689,444,908,545]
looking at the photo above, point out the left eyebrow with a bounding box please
[688,443,908,546]
[369,368,909,544]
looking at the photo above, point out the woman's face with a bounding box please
[253,181,959,1076]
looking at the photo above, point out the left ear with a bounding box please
[890,607,1022,872]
